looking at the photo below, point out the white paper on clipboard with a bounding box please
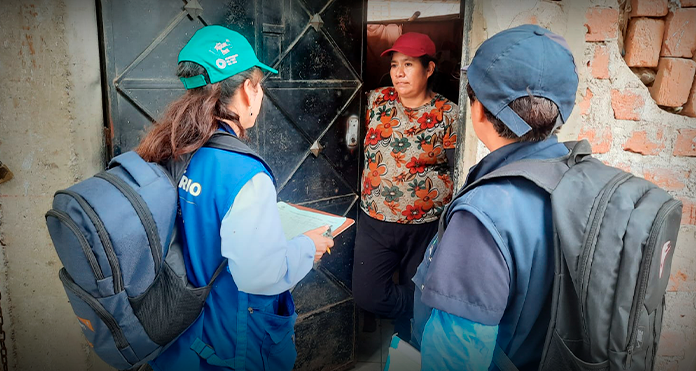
[277,201,350,240]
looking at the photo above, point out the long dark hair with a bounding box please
[136,62,262,163]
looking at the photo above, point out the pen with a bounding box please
[323,226,333,254]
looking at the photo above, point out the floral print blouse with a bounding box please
[360,87,459,224]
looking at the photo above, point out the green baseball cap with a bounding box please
[178,25,278,89]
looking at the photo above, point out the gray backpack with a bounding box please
[45,132,270,370]
[445,140,682,371]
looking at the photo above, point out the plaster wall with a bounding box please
[0,0,109,369]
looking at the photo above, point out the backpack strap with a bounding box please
[190,338,236,368]
[461,140,590,194]
[493,344,519,371]
[163,130,275,186]
[204,131,276,184]
[437,140,592,243]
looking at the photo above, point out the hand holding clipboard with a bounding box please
[277,202,355,258]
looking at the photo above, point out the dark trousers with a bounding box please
[352,210,439,340]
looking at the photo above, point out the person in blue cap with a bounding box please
[410,24,579,370]
[135,25,333,371]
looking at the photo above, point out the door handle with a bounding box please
[346,114,359,152]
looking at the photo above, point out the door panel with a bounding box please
[99,1,365,369]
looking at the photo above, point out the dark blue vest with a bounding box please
[412,137,569,370]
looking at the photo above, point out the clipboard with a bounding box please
[277,201,355,240]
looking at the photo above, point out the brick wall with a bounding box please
[623,0,696,116]
[580,1,696,368]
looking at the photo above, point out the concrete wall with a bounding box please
[0,0,109,370]
[463,0,696,369]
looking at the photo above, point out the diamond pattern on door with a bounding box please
[283,28,358,81]
[100,1,365,369]
[267,87,358,142]
[278,155,356,203]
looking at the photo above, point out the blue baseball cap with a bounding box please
[464,24,578,137]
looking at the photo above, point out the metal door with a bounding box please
[99,1,365,369]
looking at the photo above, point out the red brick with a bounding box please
[623,130,665,155]
[578,127,612,154]
[611,89,644,120]
[661,9,696,58]
[649,58,696,107]
[683,0,696,7]
[682,78,696,117]
[673,128,696,156]
[585,8,619,41]
[678,197,696,225]
[629,0,668,17]
[591,45,610,79]
[579,88,594,116]
[644,168,688,191]
[624,18,665,68]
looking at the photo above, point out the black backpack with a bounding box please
[45,132,269,370]
[440,140,682,371]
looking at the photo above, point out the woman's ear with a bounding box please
[241,79,258,106]
[426,61,435,78]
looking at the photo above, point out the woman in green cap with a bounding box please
[136,25,333,371]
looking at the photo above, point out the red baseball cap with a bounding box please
[381,32,436,58]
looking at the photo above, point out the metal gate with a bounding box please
[98,0,366,369]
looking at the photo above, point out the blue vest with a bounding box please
[151,141,298,371]
[412,138,569,370]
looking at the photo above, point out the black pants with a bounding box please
[352,210,439,340]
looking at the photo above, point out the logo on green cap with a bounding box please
[214,41,239,69]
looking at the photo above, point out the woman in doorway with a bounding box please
[353,32,459,341]
[136,25,333,371]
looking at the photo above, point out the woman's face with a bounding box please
[390,52,432,100]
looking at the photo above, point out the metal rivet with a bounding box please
[309,14,324,32]
[421,284,425,290]
[310,141,324,157]
[248,307,253,314]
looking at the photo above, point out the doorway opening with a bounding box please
[355,3,464,369]
[365,0,464,104]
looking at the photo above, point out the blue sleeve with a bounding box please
[421,210,510,325]
[220,173,316,295]
[421,309,498,371]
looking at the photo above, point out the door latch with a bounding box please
[346,114,359,152]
